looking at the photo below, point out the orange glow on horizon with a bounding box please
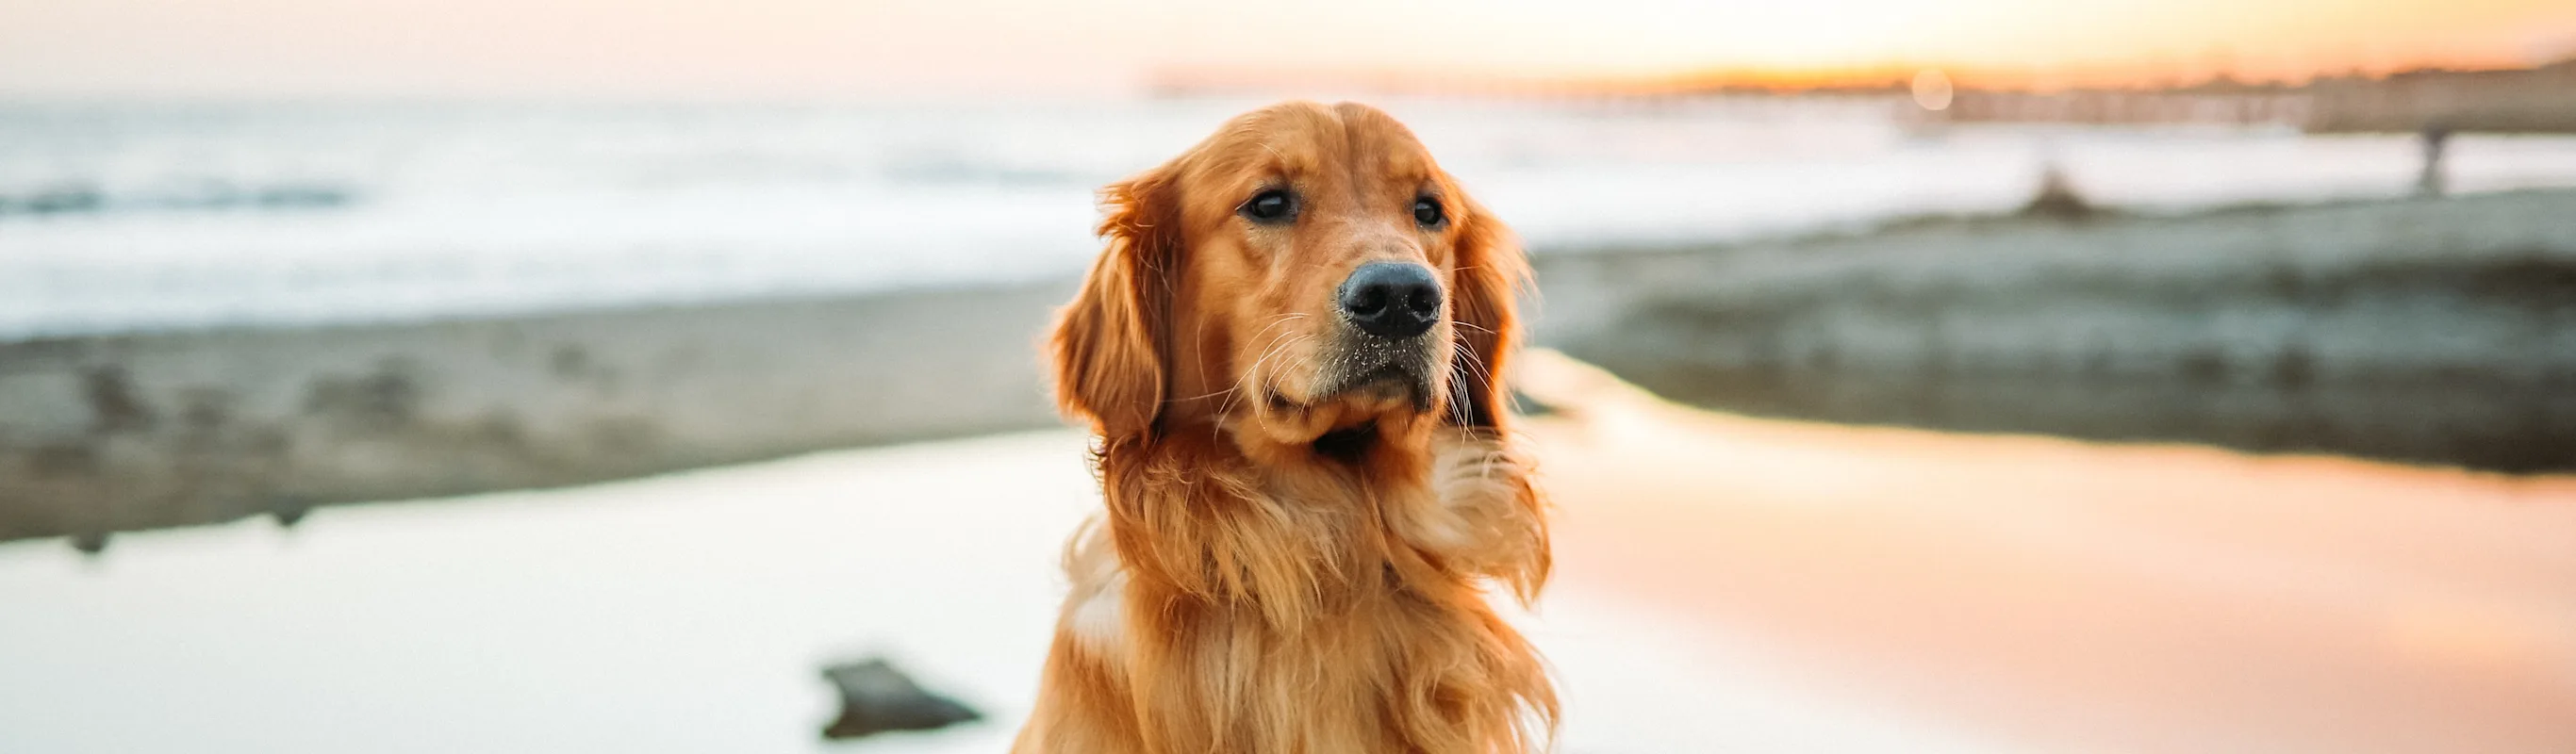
[0,0,2571,99]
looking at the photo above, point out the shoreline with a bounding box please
[6,188,2574,542]
[0,284,1072,542]
[1534,188,2576,472]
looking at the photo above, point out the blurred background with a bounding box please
[4,1,2574,752]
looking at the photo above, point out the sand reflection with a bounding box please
[1519,350,2576,753]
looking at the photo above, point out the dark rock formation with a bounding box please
[819,658,983,740]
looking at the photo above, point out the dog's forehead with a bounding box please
[1196,102,1437,187]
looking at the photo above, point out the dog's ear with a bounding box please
[1050,168,1178,439]
[1446,188,1529,431]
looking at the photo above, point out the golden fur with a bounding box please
[1016,101,1555,754]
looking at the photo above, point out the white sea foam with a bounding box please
[4,97,2574,336]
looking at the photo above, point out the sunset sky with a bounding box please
[4,0,2573,99]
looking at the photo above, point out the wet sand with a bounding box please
[4,352,2569,752]
[0,427,2006,754]
[0,284,1070,543]
[1518,351,2576,753]
[1532,188,2576,473]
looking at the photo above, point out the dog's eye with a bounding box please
[1240,189,1296,224]
[1412,197,1445,228]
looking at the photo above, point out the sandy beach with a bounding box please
[1520,352,2576,753]
[5,351,2569,752]
[0,388,2005,754]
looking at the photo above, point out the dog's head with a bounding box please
[1050,101,1526,455]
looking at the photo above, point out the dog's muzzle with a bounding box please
[1316,262,1445,412]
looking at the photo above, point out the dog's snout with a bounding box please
[1337,262,1442,339]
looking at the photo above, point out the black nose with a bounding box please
[1337,262,1443,339]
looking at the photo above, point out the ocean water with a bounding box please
[6,96,2576,337]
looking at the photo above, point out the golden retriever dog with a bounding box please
[1016,101,1555,753]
